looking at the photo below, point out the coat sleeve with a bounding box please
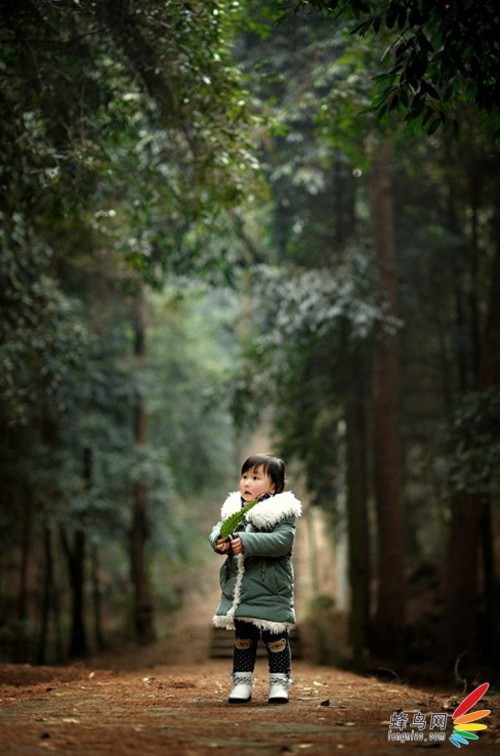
[239,517,295,558]
[209,521,225,553]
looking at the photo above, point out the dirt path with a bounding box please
[1,651,499,754]
[1,556,498,753]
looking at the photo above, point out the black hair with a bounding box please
[241,453,286,494]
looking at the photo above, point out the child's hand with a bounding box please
[231,534,244,554]
[215,538,231,553]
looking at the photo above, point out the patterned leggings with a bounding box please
[232,619,291,675]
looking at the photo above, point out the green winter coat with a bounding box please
[209,490,302,633]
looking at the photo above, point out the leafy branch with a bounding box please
[219,496,260,539]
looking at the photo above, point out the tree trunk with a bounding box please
[60,446,93,658]
[444,205,500,662]
[82,445,106,651]
[130,287,156,644]
[476,234,500,664]
[475,211,500,390]
[61,523,89,658]
[443,491,481,662]
[91,539,106,650]
[17,490,32,623]
[367,140,406,656]
[479,497,496,660]
[37,526,53,665]
[345,342,371,663]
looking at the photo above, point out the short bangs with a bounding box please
[241,453,285,494]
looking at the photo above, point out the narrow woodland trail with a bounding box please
[1,656,499,755]
[1,583,499,755]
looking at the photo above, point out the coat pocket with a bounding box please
[260,561,282,595]
[273,559,293,595]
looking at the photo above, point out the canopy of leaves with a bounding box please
[0,0,259,425]
[291,0,500,133]
[437,388,500,496]
[0,0,258,251]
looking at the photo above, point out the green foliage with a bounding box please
[234,10,376,272]
[437,389,500,496]
[290,0,500,134]
[219,496,260,539]
[230,1,499,542]
[0,276,238,659]
[228,250,383,507]
[0,0,254,660]
[0,0,260,295]
[0,214,89,427]
[0,0,257,459]
[147,287,236,497]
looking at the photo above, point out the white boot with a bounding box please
[228,672,253,703]
[268,673,290,704]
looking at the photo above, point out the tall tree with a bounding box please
[368,140,405,654]
[130,287,155,644]
[444,199,500,662]
[345,340,370,661]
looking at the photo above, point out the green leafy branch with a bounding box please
[219,496,260,539]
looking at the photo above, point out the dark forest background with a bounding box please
[1,0,498,680]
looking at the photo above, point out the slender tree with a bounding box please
[130,287,156,644]
[345,341,370,661]
[367,140,405,654]
[444,202,500,662]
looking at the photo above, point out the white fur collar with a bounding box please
[219,490,302,529]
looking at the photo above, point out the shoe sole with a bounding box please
[228,697,252,704]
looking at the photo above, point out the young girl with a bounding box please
[209,453,302,704]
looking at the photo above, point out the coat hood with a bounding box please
[219,490,302,530]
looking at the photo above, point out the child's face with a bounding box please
[239,465,276,502]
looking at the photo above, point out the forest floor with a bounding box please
[1,584,499,756]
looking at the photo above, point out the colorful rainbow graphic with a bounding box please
[449,682,490,748]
